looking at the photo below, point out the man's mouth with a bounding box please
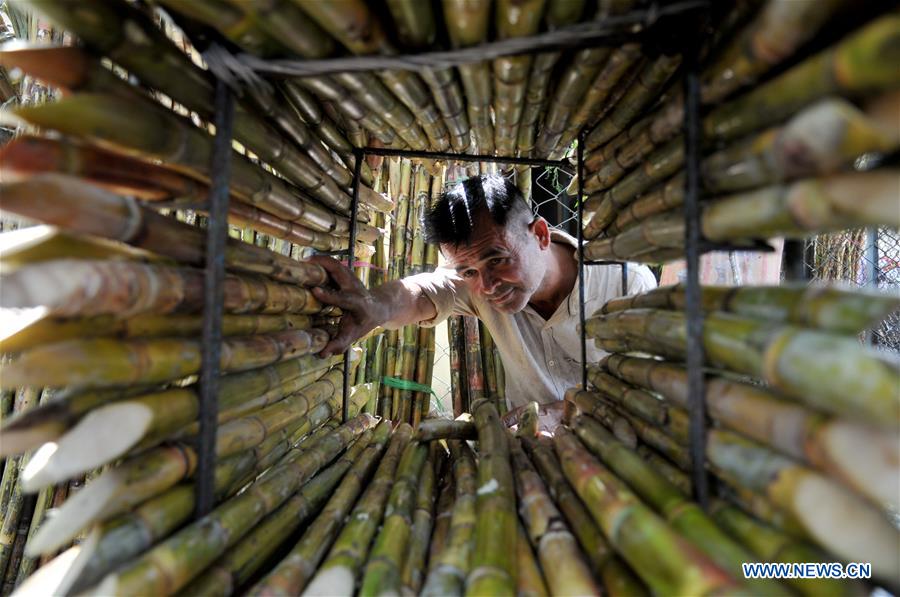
[491,288,515,305]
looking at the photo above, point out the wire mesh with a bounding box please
[805,228,900,352]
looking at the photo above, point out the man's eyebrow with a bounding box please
[453,249,507,272]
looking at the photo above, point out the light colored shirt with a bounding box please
[405,230,657,410]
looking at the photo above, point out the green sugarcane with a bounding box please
[443,0,494,153]
[707,429,900,584]
[465,398,517,595]
[247,421,392,595]
[92,414,377,596]
[0,353,337,457]
[585,308,900,427]
[1,328,329,390]
[427,471,456,571]
[510,436,599,595]
[572,414,791,595]
[515,521,549,597]
[553,427,740,595]
[303,423,413,596]
[709,499,859,597]
[358,438,429,596]
[0,388,42,578]
[400,442,439,593]
[181,427,379,596]
[601,283,900,336]
[19,360,340,489]
[421,440,477,597]
[2,258,328,318]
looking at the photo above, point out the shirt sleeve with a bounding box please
[403,267,477,328]
[626,263,658,295]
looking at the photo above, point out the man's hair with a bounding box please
[422,174,532,246]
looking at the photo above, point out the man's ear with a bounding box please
[529,217,551,250]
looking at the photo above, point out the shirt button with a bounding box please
[548,360,555,367]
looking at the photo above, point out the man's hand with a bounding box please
[308,256,390,358]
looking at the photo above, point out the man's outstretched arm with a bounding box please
[308,255,438,357]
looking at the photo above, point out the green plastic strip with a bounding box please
[381,376,436,395]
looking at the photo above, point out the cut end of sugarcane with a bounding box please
[28,471,117,556]
[22,402,153,492]
[13,543,85,597]
[0,306,49,351]
[302,566,356,597]
[0,422,61,459]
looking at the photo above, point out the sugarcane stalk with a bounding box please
[565,389,639,449]
[18,358,340,487]
[515,402,540,439]
[520,436,620,583]
[181,427,376,596]
[534,47,611,158]
[602,283,900,336]
[515,521,548,597]
[572,413,791,595]
[302,423,413,597]
[2,491,36,593]
[709,499,859,597]
[0,388,41,579]
[587,170,900,254]
[245,422,392,596]
[465,398,517,595]
[357,438,429,596]
[553,427,740,595]
[1,307,330,355]
[634,445,691,495]
[586,366,689,442]
[0,134,366,238]
[492,0,546,156]
[448,316,467,417]
[14,482,58,585]
[462,317,486,404]
[416,413,478,442]
[0,353,335,458]
[705,13,900,142]
[510,436,599,595]
[1,328,329,390]
[25,369,348,554]
[587,307,900,427]
[91,414,376,596]
[585,53,683,150]
[705,428,900,584]
[2,258,329,319]
[558,44,643,157]
[400,442,438,594]
[421,440,477,597]
[443,0,494,154]
[427,467,455,571]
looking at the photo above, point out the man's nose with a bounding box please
[480,271,501,295]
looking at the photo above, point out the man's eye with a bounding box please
[462,270,477,279]
[489,257,504,266]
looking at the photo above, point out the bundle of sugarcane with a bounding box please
[584,169,899,262]
[584,305,900,427]
[583,92,899,239]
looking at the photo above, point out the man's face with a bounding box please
[442,213,547,313]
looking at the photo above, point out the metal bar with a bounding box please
[195,79,235,518]
[782,239,808,282]
[342,148,364,423]
[682,55,710,509]
[585,260,629,266]
[621,263,629,295]
[240,1,708,78]
[577,130,588,391]
[864,227,879,346]
[360,146,572,168]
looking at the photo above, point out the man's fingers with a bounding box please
[319,324,360,358]
[306,255,363,290]
[312,286,360,311]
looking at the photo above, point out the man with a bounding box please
[309,174,657,420]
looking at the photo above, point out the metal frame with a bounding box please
[191,0,793,517]
[195,79,234,518]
